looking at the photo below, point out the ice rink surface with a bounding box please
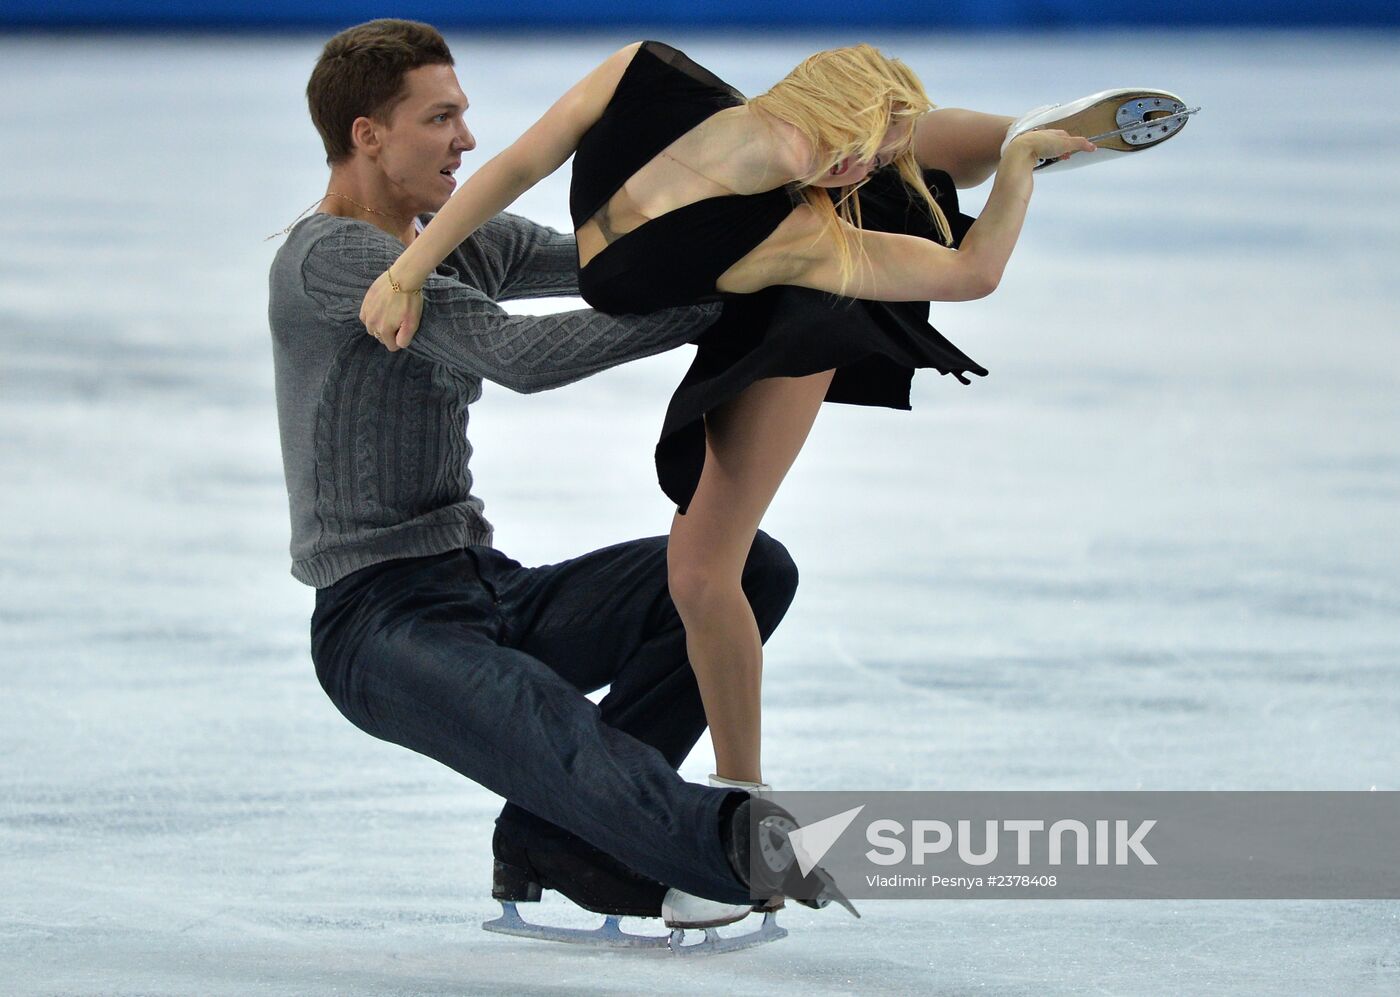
[2,27,1399,995]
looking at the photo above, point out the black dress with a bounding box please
[570,41,988,512]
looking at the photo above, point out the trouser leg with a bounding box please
[483,531,797,842]
[310,548,792,903]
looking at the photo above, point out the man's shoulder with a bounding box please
[270,214,409,333]
[271,213,408,302]
[281,212,394,259]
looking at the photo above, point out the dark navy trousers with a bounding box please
[310,532,797,904]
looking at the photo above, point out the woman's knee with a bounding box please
[669,530,797,628]
[668,555,744,623]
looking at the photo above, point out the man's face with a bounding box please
[369,64,477,213]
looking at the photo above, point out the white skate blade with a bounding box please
[668,911,788,957]
[482,901,787,955]
[483,901,672,950]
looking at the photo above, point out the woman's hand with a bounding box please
[1004,128,1096,169]
[359,270,424,352]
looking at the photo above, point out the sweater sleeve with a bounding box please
[457,212,582,301]
[301,222,719,394]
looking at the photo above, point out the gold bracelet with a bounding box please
[387,265,422,296]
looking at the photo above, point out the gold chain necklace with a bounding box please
[264,191,399,241]
[323,191,394,220]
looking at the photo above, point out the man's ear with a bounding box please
[350,116,382,157]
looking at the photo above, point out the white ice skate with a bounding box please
[1002,88,1200,172]
[658,887,786,956]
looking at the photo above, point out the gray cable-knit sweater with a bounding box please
[269,211,717,587]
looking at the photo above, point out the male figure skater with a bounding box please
[268,19,801,939]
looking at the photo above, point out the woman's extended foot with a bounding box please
[1002,89,1198,172]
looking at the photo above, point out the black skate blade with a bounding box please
[483,902,787,955]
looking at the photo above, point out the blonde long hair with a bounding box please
[748,44,951,293]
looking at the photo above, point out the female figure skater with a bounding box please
[360,40,1094,794]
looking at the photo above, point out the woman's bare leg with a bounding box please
[912,108,1016,188]
[667,370,836,784]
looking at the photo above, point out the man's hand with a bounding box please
[359,270,424,352]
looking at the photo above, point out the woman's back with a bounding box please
[570,41,798,315]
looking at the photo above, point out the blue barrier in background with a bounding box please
[5,0,1399,29]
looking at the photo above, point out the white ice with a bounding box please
[2,28,1398,995]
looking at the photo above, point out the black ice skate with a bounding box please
[482,823,787,956]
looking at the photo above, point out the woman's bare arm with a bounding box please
[361,43,641,345]
[726,129,1093,302]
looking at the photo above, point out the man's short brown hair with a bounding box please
[307,19,454,165]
